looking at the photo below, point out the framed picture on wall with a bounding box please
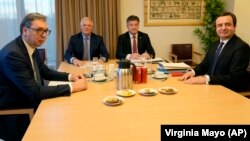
[144,0,205,26]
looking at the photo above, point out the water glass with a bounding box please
[107,64,115,79]
[84,61,93,78]
[92,57,98,64]
[92,57,99,73]
[97,64,106,75]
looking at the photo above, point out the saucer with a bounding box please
[116,89,136,97]
[103,96,124,106]
[158,87,177,94]
[138,88,157,96]
[152,74,168,79]
[92,77,107,82]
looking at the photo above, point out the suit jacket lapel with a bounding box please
[78,33,84,59]
[216,35,236,64]
[126,32,132,53]
[137,32,143,53]
[15,36,34,72]
[89,34,96,58]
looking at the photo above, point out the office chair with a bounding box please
[169,44,203,67]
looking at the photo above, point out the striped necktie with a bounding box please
[132,35,137,53]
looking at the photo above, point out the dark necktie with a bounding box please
[32,51,42,85]
[83,37,89,60]
[210,42,224,74]
[132,35,137,53]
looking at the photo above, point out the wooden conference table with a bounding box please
[23,60,250,141]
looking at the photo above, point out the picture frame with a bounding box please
[144,0,205,26]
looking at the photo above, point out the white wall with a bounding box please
[119,0,248,62]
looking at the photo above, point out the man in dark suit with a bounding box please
[179,12,250,92]
[64,17,109,67]
[0,13,87,141]
[116,15,155,60]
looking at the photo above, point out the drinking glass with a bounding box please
[84,61,93,78]
[147,55,154,75]
[92,57,99,74]
[107,64,115,79]
[92,57,98,64]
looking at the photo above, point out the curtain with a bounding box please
[0,0,24,48]
[55,0,120,67]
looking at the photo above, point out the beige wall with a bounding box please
[119,0,249,62]
[234,0,250,45]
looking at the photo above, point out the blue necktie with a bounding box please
[210,42,224,74]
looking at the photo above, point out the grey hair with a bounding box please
[80,17,93,26]
[20,12,47,34]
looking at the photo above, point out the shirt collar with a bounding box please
[82,33,91,39]
[129,33,137,38]
[22,37,35,57]
[220,38,230,45]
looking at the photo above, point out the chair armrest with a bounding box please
[238,91,250,97]
[164,58,174,63]
[0,108,34,120]
[192,51,203,62]
[169,52,178,63]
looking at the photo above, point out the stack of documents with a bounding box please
[158,62,190,70]
[130,57,164,63]
[158,62,191,76]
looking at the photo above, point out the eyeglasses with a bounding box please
[28,27,51,36]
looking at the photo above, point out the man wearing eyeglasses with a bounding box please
[0,12,87,141]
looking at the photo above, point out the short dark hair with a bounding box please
[20,12,47,34]
[126,15,140,23]
[216,12,237,27]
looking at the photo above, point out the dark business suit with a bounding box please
[64,32,109,62]
[0,36,71,140]
[194,34,250,92]
[116,31,155,59]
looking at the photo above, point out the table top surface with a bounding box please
[23,60,250,141]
